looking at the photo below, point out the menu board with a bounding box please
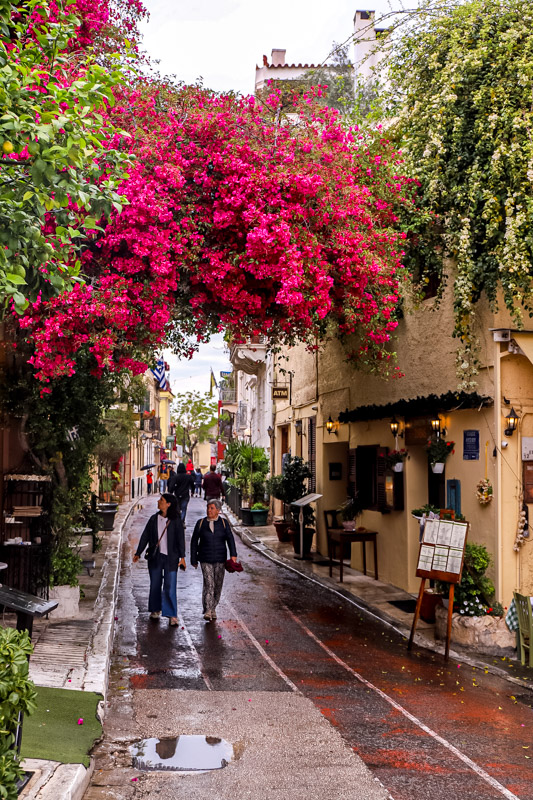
[415,518,468,582]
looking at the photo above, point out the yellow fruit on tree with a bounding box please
[2,141,14,154]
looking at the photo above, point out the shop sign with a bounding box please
[272,386,289,400]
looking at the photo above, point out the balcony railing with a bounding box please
[140,416,161,434]
[220,388,236,404]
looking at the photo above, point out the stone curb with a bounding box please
[227,511,533,693]
[20,499,139,800]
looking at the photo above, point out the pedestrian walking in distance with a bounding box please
[167,466,177,494]
[190,499,237,621]
[146,469,153,495]
[202,464,225,503]
[133,494,186,627]
[172,462,195,526]
[194,467,203,497]
[157,464,169,494]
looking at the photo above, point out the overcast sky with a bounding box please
[144,1,406,395]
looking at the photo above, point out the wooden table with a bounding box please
[327,528,379,583]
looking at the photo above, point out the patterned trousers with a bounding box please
[200,562,226,614]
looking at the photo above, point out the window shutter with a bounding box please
[446,479,461,516]
[377,447,388,512]
[308,417,316,492]
[348,448,357,498]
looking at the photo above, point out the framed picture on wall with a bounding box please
[329,462,342,481]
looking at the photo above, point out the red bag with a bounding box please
[225,559,243,573]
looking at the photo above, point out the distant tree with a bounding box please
[172,391,218,462]
[302,42,355,114]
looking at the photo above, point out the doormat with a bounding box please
[387,599,417,614]
[20,686,102,766]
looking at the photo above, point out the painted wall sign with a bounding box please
[220,371,232,378]
[522,437,533,461]
[272,386,289,400]
[463,429,479,460]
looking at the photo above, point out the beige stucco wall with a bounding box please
[271,278,533,603]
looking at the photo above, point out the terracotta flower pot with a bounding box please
[273,520,291,542]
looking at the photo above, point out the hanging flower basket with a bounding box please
[476,478,493,505]
[386,449,408,471]
[426,437,454,470]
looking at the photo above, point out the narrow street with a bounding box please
[86,498,533,800]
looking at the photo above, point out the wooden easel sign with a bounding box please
[408,516,469,661]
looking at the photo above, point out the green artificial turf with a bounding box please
[20,686,103,766]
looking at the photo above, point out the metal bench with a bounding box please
[0,584,58,638]
[81,558,96,577]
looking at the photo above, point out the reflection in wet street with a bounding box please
[130,734,233,772]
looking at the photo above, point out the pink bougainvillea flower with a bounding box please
[77,718,84,725]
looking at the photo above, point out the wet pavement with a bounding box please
[85,497,533,800]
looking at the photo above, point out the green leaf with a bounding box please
[5,274,26,285]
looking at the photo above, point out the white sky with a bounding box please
[143,1,407,395]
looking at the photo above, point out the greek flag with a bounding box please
[151,359,168,391]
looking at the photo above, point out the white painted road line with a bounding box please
[284,605,521,800]
[225,599,300,694]
[177,611,213,691]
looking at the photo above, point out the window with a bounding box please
[353,446,403,512]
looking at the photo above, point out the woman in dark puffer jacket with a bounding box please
[190,499,237,621]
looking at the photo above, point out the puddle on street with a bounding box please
[130,735,234,772]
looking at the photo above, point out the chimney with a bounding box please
[354,9,375,30]
[271,49,286,67]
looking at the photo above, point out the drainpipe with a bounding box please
[494,343,504,600]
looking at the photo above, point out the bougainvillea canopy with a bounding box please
[10,0,414,385]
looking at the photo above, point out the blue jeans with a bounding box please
[147,552,177,617]
[159,479,167,494]
[177,495,189,524]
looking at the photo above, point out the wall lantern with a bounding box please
[390,417,400,437]
[326,416,338,435]
[267,426,274,438]
[430,414,442,435]
[295,419,303,436]
[504,407,519,437]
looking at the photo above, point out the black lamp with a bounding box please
[326,416,337,435]
[295,419,303,436]
[504,407,519,437]
[430,414,441,436]
[267,426,274,438]
[390,417,400,437]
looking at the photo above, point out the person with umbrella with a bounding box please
[146,469,153,495]
[133,493,186,627]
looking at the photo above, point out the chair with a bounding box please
[514,591,533,667]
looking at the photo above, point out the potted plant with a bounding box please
[386,448,408,472]
[434,543,513,653]
[426,437,455,473]
[337,494,364,531]
[266,456,314,554]
[266,474,291,540]
[225,441,269,525]
[250,502,269,526]
[48,544,82,617]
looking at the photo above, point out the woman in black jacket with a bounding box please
[190,499,237,621]
[133,494,186,626]
[172,462,196,527]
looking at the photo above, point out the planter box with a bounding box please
[431,462,445,474]
[435,606,515,655]
[393,462,404,473]
[420,589,443,623]
[240,507,254,527]
[250,509,268,526]
[49,585,80,618]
